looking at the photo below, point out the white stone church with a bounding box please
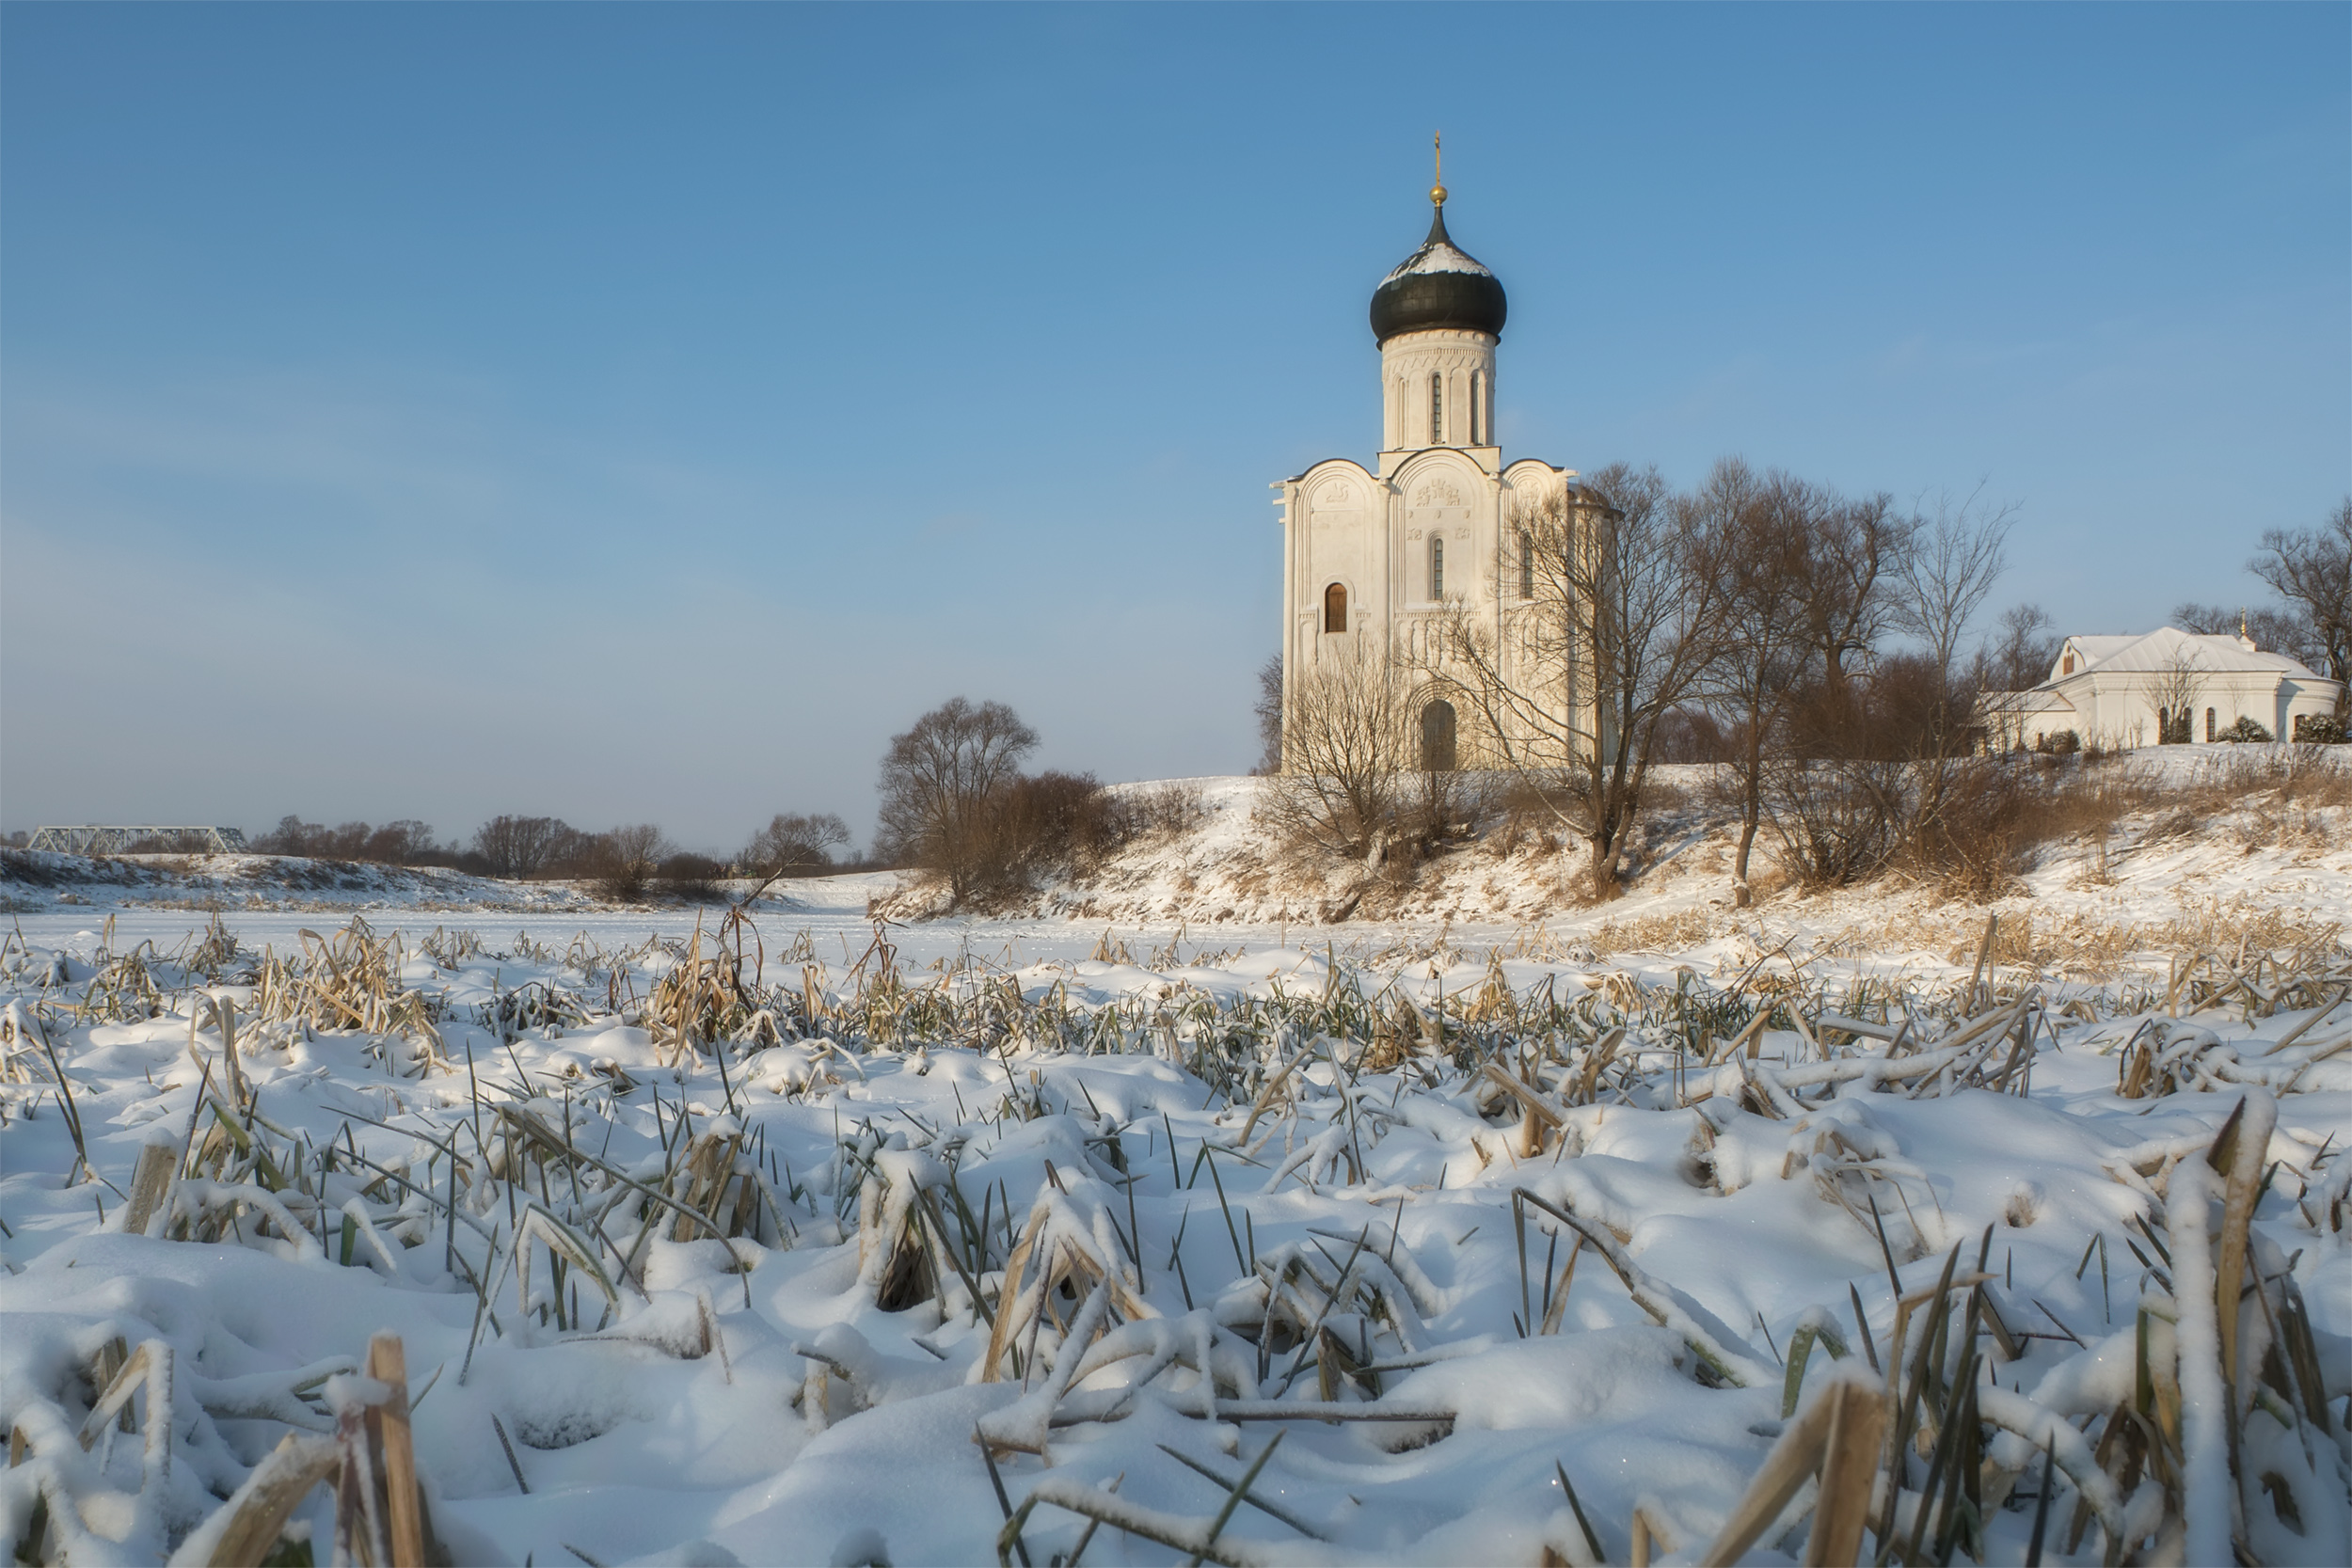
[1274,177,1601,770]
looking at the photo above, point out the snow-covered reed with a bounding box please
[0,911,2344,1564]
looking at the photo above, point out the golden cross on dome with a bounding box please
[1431,131,1447,206]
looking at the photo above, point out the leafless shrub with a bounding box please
[1897,757,2035,897]
[1260,640,1415,863]
[983,772,1127,892]
[656,852,727,903]
[1763,757,1908,887]
[2271,744,2352,805]
[586,824,667,903]
[1130,780,1208,837]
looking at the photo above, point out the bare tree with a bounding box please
[1261,639,1415,863]
[2170,601,2322,671]
[1982,604,2061,691]
[1436,462,1724,896]
[875,698,1040,907]
[1891,485,2015,683]
[472,815,572,879]
[1695,460,1819,907]
[2149,647,2205,745]
[589,823,668,902]
[1792,489,1910,710]
[2249,499,2352,685]
[741,812,850,878]
[1251,654,1283,775]
[360,820,437,865]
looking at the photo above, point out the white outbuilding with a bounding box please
[1979,625,2344,750]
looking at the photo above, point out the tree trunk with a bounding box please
[1588,829,1624,900]
[1733,730,1765,909]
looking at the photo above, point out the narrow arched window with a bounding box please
[1430,373,1443,444]
[1518,530,1534,600]
[1421,701,1458,771]
[1429,536,1445,598]
[1470,373,1484,444]
[2205,707,2216,742]
[1324,582,1347,633]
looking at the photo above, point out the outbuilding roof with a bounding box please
[2055,626,2326,680]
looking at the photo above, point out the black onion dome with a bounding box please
[1369,204,1507,345]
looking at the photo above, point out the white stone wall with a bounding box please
[2048,672,2344,748]
[1378,329,1498,454]
[1277,347,1597,768]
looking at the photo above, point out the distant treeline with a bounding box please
[0,812,878,901]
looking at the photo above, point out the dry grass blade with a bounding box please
[1804,1376,1884,1567]
[363,1334,425,1568]
[1698,1368,1882,1567]
[189,1432,342,1567]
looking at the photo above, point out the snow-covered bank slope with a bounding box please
[0,847,601,913]
[922,756,2352,960]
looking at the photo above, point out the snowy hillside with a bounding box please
[896,756,2352,973]
[0,848,600,915]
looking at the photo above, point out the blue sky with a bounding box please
[4,3,2345,852]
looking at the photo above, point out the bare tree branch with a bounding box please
[1891,484,2015,681]
[1263,639,1416,863]
[2250,499,2352,685]
[1433,463,1724,897]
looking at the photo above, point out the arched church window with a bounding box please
[2205,707,2216,742]
[1324,582,1347,634]
[1518,530,1534,600]
[1429,536,1445,598]
[1430,373,1443,445]
[1470,373,1484,444]
[1421,700,1458,772]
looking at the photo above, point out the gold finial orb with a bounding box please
[1430,182,1448,206]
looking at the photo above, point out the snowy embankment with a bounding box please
[991,757,2352,965]
[0,848,599,914]
[1,877,2347,1565]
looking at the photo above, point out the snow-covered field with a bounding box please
[3,775,2349,1565]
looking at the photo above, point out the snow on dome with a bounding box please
[1380,238,1495,284]
[1369,202,1508,344]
